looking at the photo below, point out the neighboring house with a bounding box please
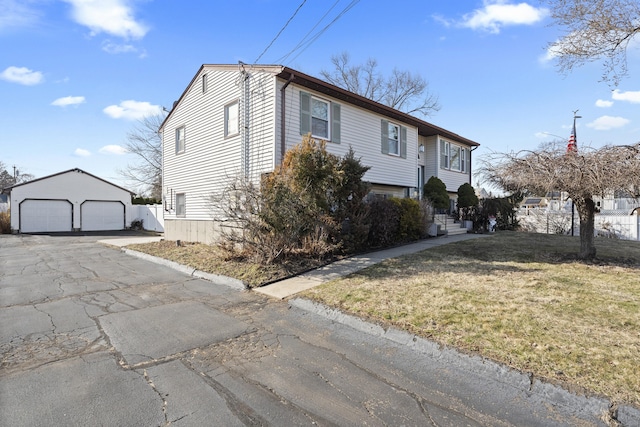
[160,64,480,243]
[1,168,135,233]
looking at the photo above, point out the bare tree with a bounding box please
[480,141,640,259]
[118,114,165,199]
[320,52,441,117]
[0,161,34,189]
[545,0,640,85]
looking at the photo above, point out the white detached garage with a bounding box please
[3,168,134,233]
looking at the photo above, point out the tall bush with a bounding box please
[367,198,400,248]
[215,135,371,263]
[423,176,449,216]
[391,198,424,241]
[457,183,479,220]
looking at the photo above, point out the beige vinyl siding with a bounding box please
[163,67,277,222]
[438,168,470,193]
[280,82,418,188]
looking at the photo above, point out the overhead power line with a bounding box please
[282,0,361,66]
[275,0,341,64]
[254,0,308,64]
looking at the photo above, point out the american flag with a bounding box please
[567,120,577,153]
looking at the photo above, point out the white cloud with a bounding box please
[103,100,162,120]
[51,96,86,107]
[461,1,548,34]
[63,0,148,39]
[102,40,137,54]
[99,145,128,155]
[0,0,41,31]
[612,89,640,104]
[595,99,613,108]
[0,66,44,85]
[587,115,630,131]
[74,148,91,157]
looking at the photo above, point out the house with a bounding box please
[160,64,480,243]
[2,168,135,233]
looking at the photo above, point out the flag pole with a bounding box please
[569,110,581,236]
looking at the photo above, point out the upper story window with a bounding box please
[440,139,468,172]
[312,98,329,139]
[300,91,341,143]
[387,123,400,156]
[225,101,239,137]
[175,126,185,154]
[202,73,208,93]
[380,119,407,158]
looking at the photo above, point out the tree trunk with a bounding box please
[574,197,596,259]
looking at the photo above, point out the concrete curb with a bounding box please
[289,298,640,426]
[123,249,247,291]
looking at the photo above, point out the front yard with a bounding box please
[302,232,640,407]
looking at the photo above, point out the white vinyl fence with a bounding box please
[133,204,164,232]
[518,209,640,241]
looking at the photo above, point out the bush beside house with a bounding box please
[216,137,429,264]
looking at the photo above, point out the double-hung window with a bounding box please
[176,126,185,154]
[441,139,468,172]
[300,92,341,143]
[387,123,400,156]
[381,120,407,158]
[176,193,185,217]
[440,139,449,169]
[225,101,239,137]
[450,145,461,171]
[311,98,329,139]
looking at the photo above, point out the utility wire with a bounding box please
[275,0,341,64]
[284,0,360,65]
[254,0,307,64]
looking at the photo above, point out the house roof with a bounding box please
[1,168,135,195]
[160,64,480,148]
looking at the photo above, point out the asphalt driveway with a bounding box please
[0,233,631,426]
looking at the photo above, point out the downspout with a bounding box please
[470,145,479,185]
[280,74,295,165]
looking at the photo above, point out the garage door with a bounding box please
[81,201,125,231]
[21,200,73,233]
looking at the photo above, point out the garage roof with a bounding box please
[1,168,135,195]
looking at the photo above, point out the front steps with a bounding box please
[433,214,469,236]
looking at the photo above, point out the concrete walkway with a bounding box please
[98,235,164,247]
[255,233,493,299]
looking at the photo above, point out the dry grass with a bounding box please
[302,232,640,407]
[126,240,331,287]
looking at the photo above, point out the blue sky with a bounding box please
[1,0,639,193]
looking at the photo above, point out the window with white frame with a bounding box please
[299,92,341,143]
[380,119,407,158]
[176,193,185,216]
[440,139,468,172]
[440,139,449,169]
[202,73,208,93]
[225,101,239,137]
[450,144,461,170]
[175,126,185,154]
[461,148,467,172]
[387,122,400,156]
[311,98,329,139]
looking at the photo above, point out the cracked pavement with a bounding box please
[0,233,621,426]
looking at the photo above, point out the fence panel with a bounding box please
[133,204,164,232]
